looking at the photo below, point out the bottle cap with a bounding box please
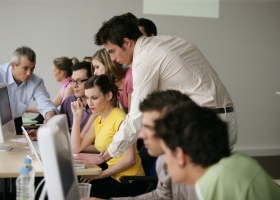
[20,167,29,174]
[24,157,32,164]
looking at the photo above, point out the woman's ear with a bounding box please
[106,91,113,101]
[60,70,65,78]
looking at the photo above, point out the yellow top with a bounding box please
[94,108,145,181]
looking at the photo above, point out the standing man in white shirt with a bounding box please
[0,46,57,133]
[74,15,238,165]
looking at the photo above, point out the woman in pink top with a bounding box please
[91,49,132,113]
[27,56,79,113]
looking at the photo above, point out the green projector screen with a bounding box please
[143,0,220,18]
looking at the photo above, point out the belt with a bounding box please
[213,106,234,114]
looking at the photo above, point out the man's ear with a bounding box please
[123,38,131,47]
[175,147,188,168]
[11,62,16,70]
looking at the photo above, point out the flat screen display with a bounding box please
[54,127,76,197]
[0,86,13,125]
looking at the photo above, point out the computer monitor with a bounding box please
[0,82,16,151]
[37,114,80,200]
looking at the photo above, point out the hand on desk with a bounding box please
[74,153,102,165]
[26,129,38,141]
[80,174,101,183]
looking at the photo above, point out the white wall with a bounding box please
[0,0,279,156]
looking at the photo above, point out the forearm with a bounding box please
[26,107,39,113]
[99,156,135,180]
[71,115,83,153]
[45,111,56,121]
[81,144,99,154]
[100,147,135,179]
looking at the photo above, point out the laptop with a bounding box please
[21,126,85,170]
[21,126,43,169]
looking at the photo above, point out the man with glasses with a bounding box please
[60,61,93,132]
[28,62,95,142]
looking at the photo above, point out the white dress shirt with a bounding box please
[108,35,236,158]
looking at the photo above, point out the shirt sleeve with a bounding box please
[33,79,58,117]
[107,53,160,158]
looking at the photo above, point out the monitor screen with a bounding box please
[0,86,13,125]
[0,82,16,147]
[38,114,80,200]
[54,126,77,197]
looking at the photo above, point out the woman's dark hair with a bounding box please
[85,75,118,107]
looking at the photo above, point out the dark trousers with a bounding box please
[88,177,147,199]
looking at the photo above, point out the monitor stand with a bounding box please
[0,145,13,152]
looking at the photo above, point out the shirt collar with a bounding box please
[7,65,16,85]
[62,77,71,88]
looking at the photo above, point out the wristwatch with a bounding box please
[99,151,106,163]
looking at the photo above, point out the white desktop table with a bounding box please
[0,135,102,178]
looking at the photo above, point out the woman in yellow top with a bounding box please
[71,74,145,199]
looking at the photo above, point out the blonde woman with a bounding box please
[91,49,132,113]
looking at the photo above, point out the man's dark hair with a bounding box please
[121,12,139,25]
[155,102,230,167]
[138,18,157,36]
[71,61,92,78]
[139,90,192,113]
[94,16,142,47]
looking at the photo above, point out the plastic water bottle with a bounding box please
[24,157,35,199]
[16,167,33,200]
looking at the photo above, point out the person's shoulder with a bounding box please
[124,67,132,82]
[156,155,165,166]
[0,63,10,75]
[62,94,76,103]
[0,63,10,70]
[112,108,126,118]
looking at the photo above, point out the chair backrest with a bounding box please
[139,145,157,176]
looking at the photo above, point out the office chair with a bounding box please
[119,145,158,193]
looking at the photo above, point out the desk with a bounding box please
[0,136,102,178]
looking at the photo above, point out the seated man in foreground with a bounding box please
[155,102,280,200]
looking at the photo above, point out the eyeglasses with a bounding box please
[69,79,88,85]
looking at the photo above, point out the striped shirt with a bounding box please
[108,35,234,158]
